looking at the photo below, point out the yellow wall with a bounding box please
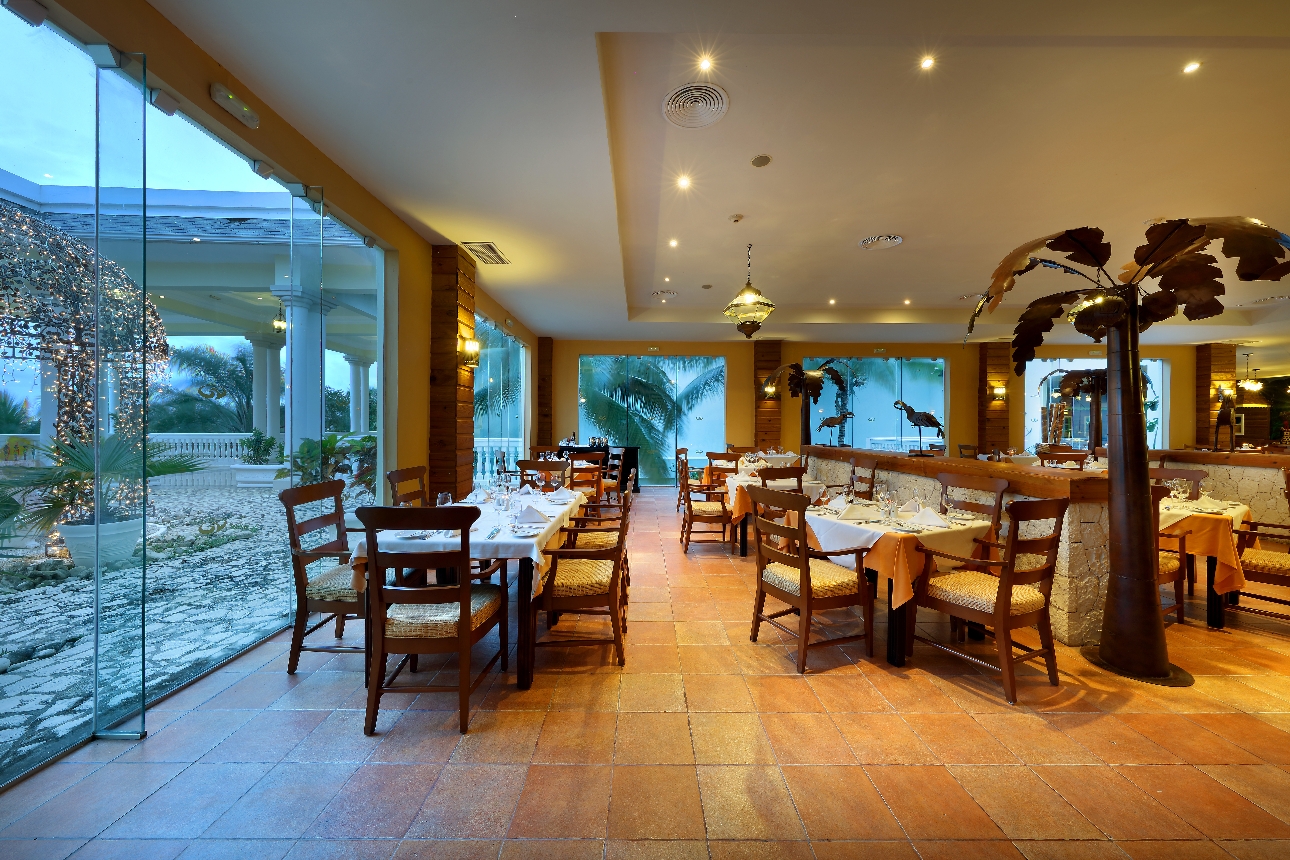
[779,342,978,454]
[55,0,533,474]
[552,341,755,447]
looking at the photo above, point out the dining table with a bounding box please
[727,473,828,556]
[348,489,588,690]
[802,502,993,665]
[1158,495,1252,628]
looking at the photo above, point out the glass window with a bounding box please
[1024,358,1167,452]
[473,316,525,483]
[803,357,946,452]
[577,355,726,485]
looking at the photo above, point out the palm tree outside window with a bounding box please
[804,357,945,452]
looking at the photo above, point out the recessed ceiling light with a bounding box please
[829,299,836,304]
[1183,61,1201,74]
[257,296,263,300]
[669,239,678,247]
[677,175,691,189]
[904,299,911,305]
[698,57,712,71]
[664,277,670,282]
[860,235,903,250]
[920,56,935,70]
[750,154,772,168]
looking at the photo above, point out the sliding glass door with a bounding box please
[577,354,725,485]
[803,357,946,452]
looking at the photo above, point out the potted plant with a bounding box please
[231,429,283,488]
[4,435,204,569]
[274,433,354,493]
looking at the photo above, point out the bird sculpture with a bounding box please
[817,411,853,446]
[893,400,944,456]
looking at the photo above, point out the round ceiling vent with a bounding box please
[652,290,677,300]
[662,83,729,129]
[860,234,903,250]
[750,154,772,167]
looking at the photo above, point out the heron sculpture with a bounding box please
[894,400,943,456]
[817,411,853,446]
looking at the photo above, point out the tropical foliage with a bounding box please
[149,345,255,432]
[0,390,38,434]
[577,355,725,483]
[237,428,281,465]
[324,387,379,433]
[277,433,376,493]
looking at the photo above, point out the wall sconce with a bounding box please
[460,337,480,368]
[762,380,777,400]
[992,386,1007,402]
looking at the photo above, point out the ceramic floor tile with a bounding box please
[1030,765,1199,840]
[607,766,706,840]
[865,765,1003,840]
[615,712,694,764]
[947,765,1102,840]
[973,713,1101,764]
[507,765,612,839]
[1040,714,1182,765]
[405,763,527,839]
[1,762,187,839]
[903,714,1020,764]
[305,763,442,839]
[779,765,904,840]
[832,713,938,765]
[101,762,272,839]
[696,765,807,841]
[1114,765,1290,839]
[1198,764,1290,823]
[759,713,855,764]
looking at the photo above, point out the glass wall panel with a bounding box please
[577,355,726,485]
[1024,358,1167,452]
[472,316,525,483]
[804,357,946,452]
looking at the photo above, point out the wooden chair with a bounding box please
[1232,468,1290,622]
[746,485,874,672]
[675,447,689,511]
[517,459,569,491]
[568,451,606,500]
[1149,467,1205,501]
[533,483,634,666]
[356,504,507,734]
[911,497,1069,704]
[958,444,979,459]
[1151,483,1190,624]
[758,465,806,493]
[679,455,733,552]
[279,480,365,674]
[603,448,625,502]
[1038,451,1088,469]
[848,458,879,501]
[707,451,740,483]
[727,445,758,455]
[937,473,1010,539]
[386,466,429,507]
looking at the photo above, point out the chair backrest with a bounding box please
[517,459,569,490]
[758,465,806,492]
[746,484,810,573]
[530,445,562,460]
[1150,483,1171,555]
[937,472,1010,533]
[279,479,350,566]
[1149,467,1205,501]
[1038,451,1088,469]
[851,458,878,500]
[996,497,1069,593]
[958,444,979,459]
[707,451,739,480]
[569,452,604,497]
[677,456,704,513]
[356,505,481,618]
[386,465,428,507]
[727,445,757,454]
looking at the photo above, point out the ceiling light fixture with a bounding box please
[860,234,903,250]
[903,299,911,305]
[829,299,836,305]
[676,175,691,189]
[664,277,670,282]
[1238,352,1264,392]
[273,302,287,332]
[669,239,678,247]
[698,57,712,71]
[1183,61,1202,74]
[723,244,775,338]
[920,56,936,70]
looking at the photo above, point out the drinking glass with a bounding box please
[437,492,453,507]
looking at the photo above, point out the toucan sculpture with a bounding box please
[894,400,943,455]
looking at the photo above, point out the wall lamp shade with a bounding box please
[992,386,1008,401]
[461,337,481,368]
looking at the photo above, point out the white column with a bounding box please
[246,337,268,434]
[266,341,282,439]
[272,287,330,451]
[344,355,371,433]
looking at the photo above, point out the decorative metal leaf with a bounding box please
[965,293,990,339]
[1139,289,1179,331]
[1126,220,1208,282]
[1010,290,1085,375]
[1046,227,1111,269]
[1182,296,1226,320]
[1194,216,1290,281]
[1033,258,1088,278]
[987,231,1064,309]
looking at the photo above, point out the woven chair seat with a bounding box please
[926,570,1046,615]
[1158,552,1182,577]
[574,530,619,550]
[690,500,726,516]
[385,585,501,638]
[541,558,615,597]
[1242,548,1290,574]
[1013,553,1049,571]
[305,563,358,602]
[763,558,860,598]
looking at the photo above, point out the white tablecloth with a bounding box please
[739,453,800,472]
[1159,498,1250,532]
[805,508,993,572]
[726,475,827,502]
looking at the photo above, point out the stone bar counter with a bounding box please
[803,445,1111,646]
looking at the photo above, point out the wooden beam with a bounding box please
[753,340,782,449]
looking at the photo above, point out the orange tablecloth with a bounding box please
[1161,509,1250,595]
[785,512,942,609]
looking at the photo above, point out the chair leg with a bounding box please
[750,583,767,642]
[335,613,346,638]
[609,591,626,667]
[459,639,472,734]
[364,642,384,735]
[287,602,308,675]
[863,579,875,658]
[1186,560,1195,596]
[500,564,510,674]
[796,604,811,673]
[1037,611,1059,687]
[409,655,419,673]
[996,625,1018,705]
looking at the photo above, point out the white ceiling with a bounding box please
[149,0,1290,372]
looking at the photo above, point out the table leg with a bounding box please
[518,557,534,690]
[739,517,748,557]
[1227,591,1241,606]
[886,577,906,667]
[1205,556,1225,629]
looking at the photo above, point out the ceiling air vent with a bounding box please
[662,83,729,129]
[462,241,510,264]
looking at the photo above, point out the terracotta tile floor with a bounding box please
[4,488,1290,859]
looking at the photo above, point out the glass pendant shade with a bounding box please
[723,245,775,338]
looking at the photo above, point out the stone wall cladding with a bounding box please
[1157,462,1288,526]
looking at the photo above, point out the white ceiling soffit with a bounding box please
[150,1,1290,368]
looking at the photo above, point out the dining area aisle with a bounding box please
[5,488,1290,860]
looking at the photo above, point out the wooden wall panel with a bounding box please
[429,245,477,499]
[753,340,782,449]
[977,342,1011,455]
[1196,344,1236,448]
[537,337,553,446]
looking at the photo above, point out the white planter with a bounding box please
[231,463,283,488]
[272,477,292,495]
[59,518,144,570]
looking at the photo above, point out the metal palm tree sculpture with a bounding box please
[765,359,845,447]
[969,216,1290,683]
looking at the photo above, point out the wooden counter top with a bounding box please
[1153,450,1290,470]
[803,445,1109,502]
